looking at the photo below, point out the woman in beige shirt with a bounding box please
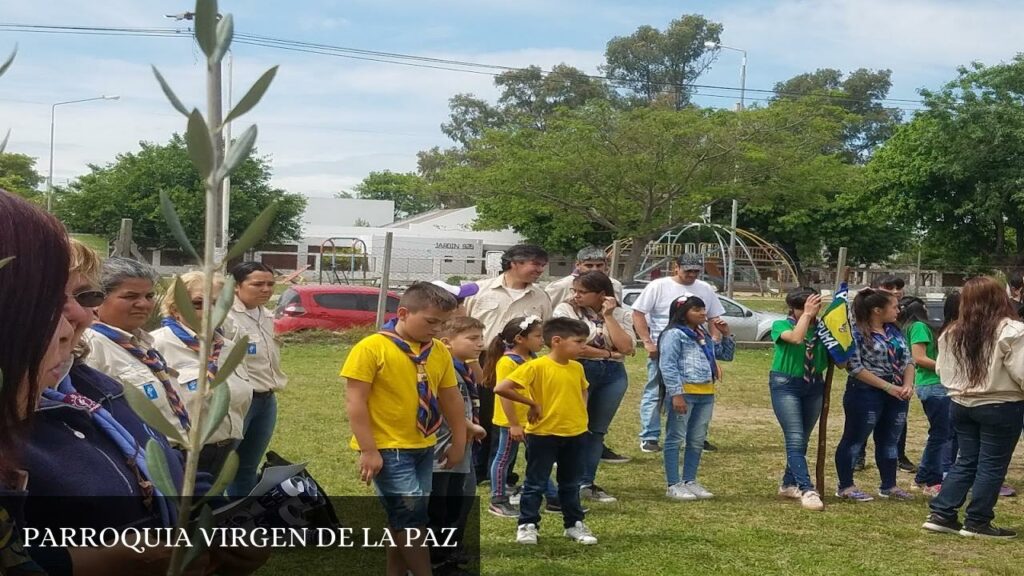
[925,277,1024,539]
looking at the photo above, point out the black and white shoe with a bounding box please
[640,440,662,453]
[960,523,1017,539]
[601,446,631,464]
[922,513,962,535]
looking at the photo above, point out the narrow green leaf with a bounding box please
[159,190,201,263]
[211,13,233,65]
[151,66,190,117]
[194,0,219,59]
[0,45,16,78]
[144,438,178,497]
[183,505,214,569]
[122,382,188,446]
[210,276,236,330]
[219,125,257,180]
[171,275,202,331]
[0,128,10,155]
[225,201,278,262]
[196,451,238,506]
[200,384,231,445]
[185,109,215,180]
[223,66,278,124]
[211,335,247,388]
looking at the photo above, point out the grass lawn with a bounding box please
[258,337,1024,575]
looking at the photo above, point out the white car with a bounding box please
[621,286,785,342]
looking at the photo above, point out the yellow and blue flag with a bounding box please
[815,282,854,364]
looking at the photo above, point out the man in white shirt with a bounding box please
[545,246,624,306]
[631,253,726,452]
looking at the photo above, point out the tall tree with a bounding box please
[0,152,43,202]
[56,134,306,248]
[351,170,433,220]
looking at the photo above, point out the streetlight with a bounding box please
[48,95,120,212]
[705,40,747,297]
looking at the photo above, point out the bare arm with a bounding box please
[633,309,657,358]
[495,379,537,409]
[345,379,376,453]
[912,343,936,371]
[437,386,467,468]
[603,305,635,355]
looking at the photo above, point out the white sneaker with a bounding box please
[801,490,825,511]
[666,482,697,501]
[563,520,598,545]
[516,523,538,545]
[509,485,522,506]
[778,485,802,499]
[685,481,714,499]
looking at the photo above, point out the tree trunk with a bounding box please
[621,233,654,282]
[996,216,1006,256]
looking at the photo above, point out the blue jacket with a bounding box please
[658,327,736,396]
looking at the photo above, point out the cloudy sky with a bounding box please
[0,0,1020,198]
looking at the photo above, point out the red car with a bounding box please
[273,285,399,334]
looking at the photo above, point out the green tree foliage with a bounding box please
[351,170,433,220]
[56,134,305,248]
[0,152,43,202]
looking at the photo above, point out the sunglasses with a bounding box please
[74,290,106,308]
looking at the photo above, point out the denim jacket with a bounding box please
[658,327,736,396]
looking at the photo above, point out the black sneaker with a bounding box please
[960,523,1017,539]
[898,456,918,473]
[601,446,631,464]
[703,440,718,452]
[640,440,662,453]
[488,501,518,518]
[922,513,962,534]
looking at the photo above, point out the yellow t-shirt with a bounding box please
[506,356,589,437]
[492,355,531,427]
[340,333,457,450]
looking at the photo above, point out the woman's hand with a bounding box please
[601,297,618,316]
[671,395,688,414]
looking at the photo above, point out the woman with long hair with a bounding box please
[924,277,1024,538]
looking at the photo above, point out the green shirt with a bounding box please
[907,321,940,386]
[770,318,829,378]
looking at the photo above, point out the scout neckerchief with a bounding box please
[503,349,535,365]
[161,316,225,385]
[378,319,441,437]
[42,375,177,527]
[676,324,719,382]
[453,360,480,426]
[871,323,908,386]
[579,305,609,350]
[788,316,821,384]
[90,323,192,432]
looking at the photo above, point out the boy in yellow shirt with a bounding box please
[495,317,598,546]
[342,282,468,576]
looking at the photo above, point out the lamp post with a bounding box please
[48,95,120,212]
[705,41,747,296]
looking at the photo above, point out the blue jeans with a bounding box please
[834,379,908,491]
[488,426,557,504]
[768,372,824,492]
[914,385,954,486]
[227,391,278,498]
[372,447,434,529]
[519,434,586,529]
[663,393,715,485]
[931,401,1024,527]
[639,358,661,441]
[579,359,628,486]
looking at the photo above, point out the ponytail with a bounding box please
[852,288,895,338]
[480,334,507,389]
[480,315,542,388]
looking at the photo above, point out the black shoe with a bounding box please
[960,523,1017,539]
[601,446,631,464]
[640,440,662,453]
[507,471,520,486]
[898,456,918,473]
[854,456,867,471]
[922,513,962,534]
[703,440,718,452]
[544,501,589,514]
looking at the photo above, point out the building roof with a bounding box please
[384,207,469,228]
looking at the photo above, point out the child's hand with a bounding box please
[468,422,487,441]
[671,395,688,414]
[527,404,543,425]
[803,294,822,318]
[509,425,525,442]
[441,444,465,470]
[712,318,730,336]
[358,450,383,486]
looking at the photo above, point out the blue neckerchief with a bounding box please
[43,375,177,527]
[453,359,480,425]
[376,323,440,437]
[870,323,908,385]
[676,324,718,382]
[503,349,535,365]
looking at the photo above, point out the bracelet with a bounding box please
[884,383,893,392]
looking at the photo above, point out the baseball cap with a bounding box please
[676,253,704,271]
[430,280,480,301]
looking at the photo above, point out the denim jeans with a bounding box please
[519,434,586,529]
[579,359,628,486]
[372,447,434,529]
[914,384,954,486]
[768,372,824,492]
[931,401,1024,527]
[227,391,278,498]
[663,393,715,485]
[488,426,557,504]
[639,358,661,441]
[428,471,471,565]
[834,379,908,491]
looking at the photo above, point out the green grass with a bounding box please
[736,297,788,314]
[258,338,1024,575]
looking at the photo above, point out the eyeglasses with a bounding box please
[74,290,106,308]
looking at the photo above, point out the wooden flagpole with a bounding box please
[815,247,848,503]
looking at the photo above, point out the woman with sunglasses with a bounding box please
[150,271,254,477]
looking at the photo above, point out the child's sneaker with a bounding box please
[509,485,523,506]
[488,501,518,518]
[563,521,598,545]
[580,484,617,503]
[836,486,874,502]
[879,487,914,501]
[516,523,538,545]
[778,485,802,499]
[684,481,713,499]
[800,490,824,511]
[920,483,942,498]
[666,482,697,501]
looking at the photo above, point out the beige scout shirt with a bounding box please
[936,318,1024,407]
[83,325,193,446]
[545,274,624,306]
[220,297,288,393]
[465,274,553,344]
[150,325,254,444]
